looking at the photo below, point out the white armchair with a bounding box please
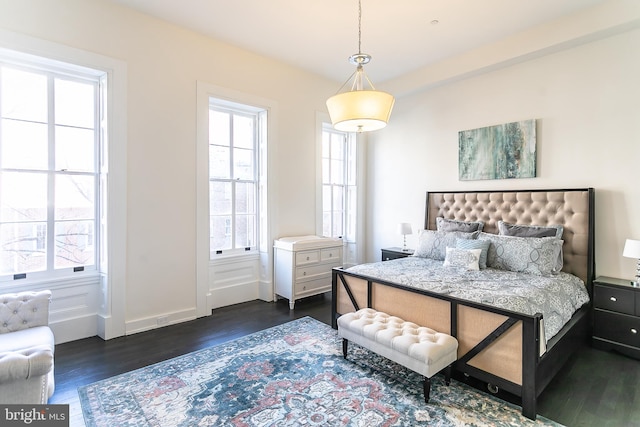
[0,290,55,404]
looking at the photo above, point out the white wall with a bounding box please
[1,0,638,340]
[368,27,640,281]
[0,0,335,336]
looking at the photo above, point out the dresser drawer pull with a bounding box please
[632,329,638,334]
[610,296,617,302]
[303,271,306,276]
[306,256,310,261]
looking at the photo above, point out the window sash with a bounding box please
[0,61,101,281]
[322,126,356,241]
[208,103,260,256]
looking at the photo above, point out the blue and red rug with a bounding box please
[78,317,562,426]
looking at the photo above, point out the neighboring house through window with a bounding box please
[208,100,262,257]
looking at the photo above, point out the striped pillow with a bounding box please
[456,238,490,269]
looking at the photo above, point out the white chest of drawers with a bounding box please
[274,235,343,309]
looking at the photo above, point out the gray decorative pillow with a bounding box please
[456,238,490,269]
[443,247,481,271]
[497,220,563,239]
[436,217,484,233]
[413,230,479,261]
[478,232,563,275]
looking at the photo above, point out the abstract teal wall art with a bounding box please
[458,119,537,181]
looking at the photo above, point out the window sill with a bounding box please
[0,271,101,293]
[209,251,260,265]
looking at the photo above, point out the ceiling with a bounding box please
[107,0,608,83]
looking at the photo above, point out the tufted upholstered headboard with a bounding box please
[425,188,595,286]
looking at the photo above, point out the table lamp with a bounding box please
[397,223,412,251]
[623,238,640,286]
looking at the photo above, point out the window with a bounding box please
[322,125,357,242]
[208,100,263,257]
[197,81,273,314]
[0,58,103,281]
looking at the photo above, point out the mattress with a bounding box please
[346,257,590,342]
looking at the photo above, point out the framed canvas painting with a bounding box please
[458,119,537,181]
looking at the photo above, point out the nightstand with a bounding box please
[592,276,640,359]
[381,247,414,261]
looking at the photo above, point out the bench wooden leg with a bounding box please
[342,338,348,358]
[423,376,431,403]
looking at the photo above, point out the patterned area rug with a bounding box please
[78,317,563,426]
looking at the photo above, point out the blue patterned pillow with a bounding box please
[413,230,479,261]
[478,232,563,275]
[456,238,490,269]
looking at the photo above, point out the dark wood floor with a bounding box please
[51,293,640,427]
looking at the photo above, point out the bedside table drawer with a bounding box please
[594,285,635,315]
[381,249,413,261]
[594,310,640,348]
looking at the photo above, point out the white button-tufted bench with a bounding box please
[337,308,458,403]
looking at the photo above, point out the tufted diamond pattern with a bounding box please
[338,308,458,365]
[0,291,51,334]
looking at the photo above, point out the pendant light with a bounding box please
[326,0,395,133]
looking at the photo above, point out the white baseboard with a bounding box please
[125,308,197,336]
[50,315,99,344]
[258,279,274,302]
[208,282,259,310]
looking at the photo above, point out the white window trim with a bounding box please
[196,81,277,316]
[0,29,128,340]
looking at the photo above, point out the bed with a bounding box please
[331,188,595,420]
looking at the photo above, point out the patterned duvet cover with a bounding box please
[346,257,590,342]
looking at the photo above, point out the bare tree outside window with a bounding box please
[0,64,99,277]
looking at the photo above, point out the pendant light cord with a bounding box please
[357,0,362,54]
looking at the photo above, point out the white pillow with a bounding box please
[443,247,482,271]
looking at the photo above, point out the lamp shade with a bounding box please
[326,90,395,132]
[397,223,413,235]
[623,239,640,258]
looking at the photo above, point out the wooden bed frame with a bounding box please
[331,188,595,420]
